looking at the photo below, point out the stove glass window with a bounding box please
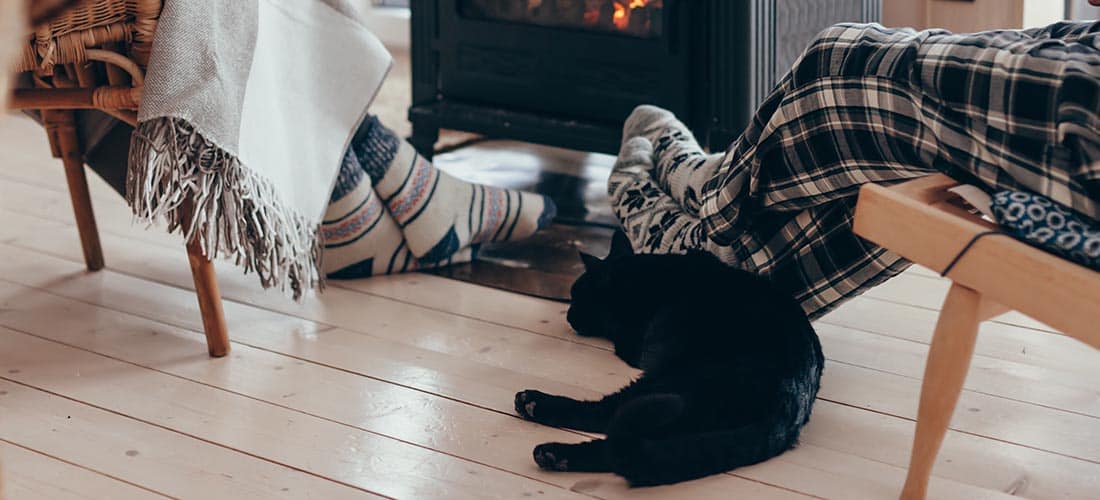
[462,0,664,38]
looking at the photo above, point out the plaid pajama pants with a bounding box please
[609,22,1100,320]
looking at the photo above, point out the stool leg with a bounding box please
[185,237,230,357]
[901,283,994,499]
[42,110,104,271]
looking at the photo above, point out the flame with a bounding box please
[612,3,627,29]
[587,0,660,32]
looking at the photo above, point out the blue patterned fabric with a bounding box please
[329,148,367,203]
[992,191,1100,270]
[351,115,401,183]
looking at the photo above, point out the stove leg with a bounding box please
[410,123,439,160]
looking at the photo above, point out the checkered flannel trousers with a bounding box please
[611,22,1100,320]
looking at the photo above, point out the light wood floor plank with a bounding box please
[0,442,165,500]
[821,296,1100,379]
[865,273,1057,333]
[0,279,805,500]
[818,322,1100,419]
[0,324,591,500]
[7,226,633,393]
[12,217,1094,424]
[4,233,1096,458]
[0,248,864,499]
[0,261,1006,500]
[0,379,373,499]
[0,228,1012,498]
[0,242,1084,499]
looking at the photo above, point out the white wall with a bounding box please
[1023,0,1066,28]
[351,0,411,50]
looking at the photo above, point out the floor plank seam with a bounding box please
[0,283,848,499]
[11,232,1080,423]
[820,320,1100,383]
[0,307,610,497]
[817,317,1075,354]
[328,282,613,352]
[3,266,1093,466]
[0,437,175,499]
[0,269,601,424]
[816,399,1099,465]
[0,374,395,498]
[855,293,1064,337]
[825,355,1100,421]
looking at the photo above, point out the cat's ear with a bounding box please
[608,230,634,258]
[579,252,604,271]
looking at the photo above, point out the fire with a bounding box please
[582,0,661,33]
[611,0,653,30]
[612,3,627,29]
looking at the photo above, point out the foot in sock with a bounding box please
[322,149,473,278]
[622,105,724,214]
[609,137,707,255]
[353,117,557,263]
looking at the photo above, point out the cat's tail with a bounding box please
[606,394,799,487]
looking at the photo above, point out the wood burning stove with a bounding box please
[409,0,880,156]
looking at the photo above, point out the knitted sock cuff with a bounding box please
[351,115,402,183]
[329,149,366,203]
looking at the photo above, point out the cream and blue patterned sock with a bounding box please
[354,117,557,263]
[322,148,471,278]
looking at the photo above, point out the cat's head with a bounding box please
[567,231,647,366]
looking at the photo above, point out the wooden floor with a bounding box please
[1,112,1099,500]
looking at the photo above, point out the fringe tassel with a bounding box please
[126,117,323,300]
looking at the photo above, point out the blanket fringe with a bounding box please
[126,117,322,300]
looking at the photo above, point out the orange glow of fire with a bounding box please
[611,0,654,30]
[584,0,660,31]
[612,3,627,29]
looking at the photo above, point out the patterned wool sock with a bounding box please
[353,117,557,263]
[322,149,472,279]
[608,137,708,255]
[622,105,724,215]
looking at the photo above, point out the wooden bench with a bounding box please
[853,174,1100,499]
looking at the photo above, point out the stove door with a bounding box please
[461,0,665,38]
[433,0,691,125]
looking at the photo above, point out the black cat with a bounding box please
[514,232,824,486]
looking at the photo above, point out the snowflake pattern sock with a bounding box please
[354,118,557,263]
[622,105,724,214]
[608,137,709,255]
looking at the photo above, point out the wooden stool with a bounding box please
[853,174,1100,500]
[8,0,230,357]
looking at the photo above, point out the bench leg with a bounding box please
[185,237,230,358]
[901,283,1003,499]
[43,110,104,271]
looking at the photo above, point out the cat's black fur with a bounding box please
[514,231,824,486]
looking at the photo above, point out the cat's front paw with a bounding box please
[514,389,550,420]
[533,442,572,471]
